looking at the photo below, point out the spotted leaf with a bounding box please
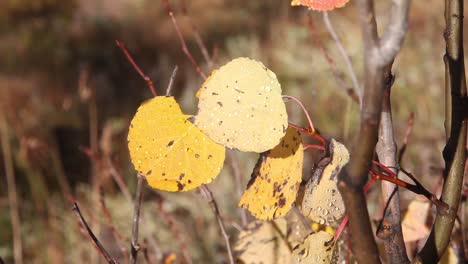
[195,57,288,152]
[239,127,303,220]
[128,96,225,191]
[301,139,349,226]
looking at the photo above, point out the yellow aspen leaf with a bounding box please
[195,57,288,152]
[292,231,336,263]
[239,127,304,220]
[127,96,225,192]
[301,139,349,226]
[234,219,292,264]
[291,0,350,11]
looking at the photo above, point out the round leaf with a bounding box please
[195,57,288,152]
[128,96,225,192]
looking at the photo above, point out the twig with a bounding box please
[225,150,247,226]
[375,72,409,262]
[72,202,117,264]
[306,15,360,104]
[282,95,316,133]
[115,40,157,97]
[130,174,145,264]
[322,12,363,103]
[0,115,23,264]
[162,0,207,80]
[199,185,234,264]
[166,65,178,96]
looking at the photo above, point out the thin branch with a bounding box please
[0,115,23,264]
[306,15,360,103]
[322,12,363,102]
[162,0,207,80]
[417,0,467,261]
[115,40,157,97]
[72,202,117,264]
[199,185,234,264]
[282,95,316,133]
[166,65,178,96]
[130,174,145,264]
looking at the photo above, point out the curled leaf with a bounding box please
[301,139,349,226]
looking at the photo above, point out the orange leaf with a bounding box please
[291,0,350,11]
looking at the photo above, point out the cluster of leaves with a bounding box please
[128,56,350,262]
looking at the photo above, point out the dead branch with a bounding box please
[199,185,234,264]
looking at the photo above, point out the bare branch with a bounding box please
[166,65,178,96]
[115,40,157,97]
[130,174,145,264]
[323,12,363,102]
[72,202,117,264]
[375,70,409,263]
[162,0,207,80]
[199,185,234,264]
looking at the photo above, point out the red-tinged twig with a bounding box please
[166,65,178,96]
[72,202,118,264]
[288,122,326,145]
[283,95,316,133]
[162,0,207,80]
[115,40,157,97]
[0,115,23,264]
[303,144,326,151]
[397,112,415,164]
[306,15,360,104]
[220,213,243,232]
[199,185,234,264]
[156,198,193,264]
[99,189,130,261]
[322,12,363,103]
[130,174,145,264]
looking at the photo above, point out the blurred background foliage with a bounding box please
[0,0,465,263]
